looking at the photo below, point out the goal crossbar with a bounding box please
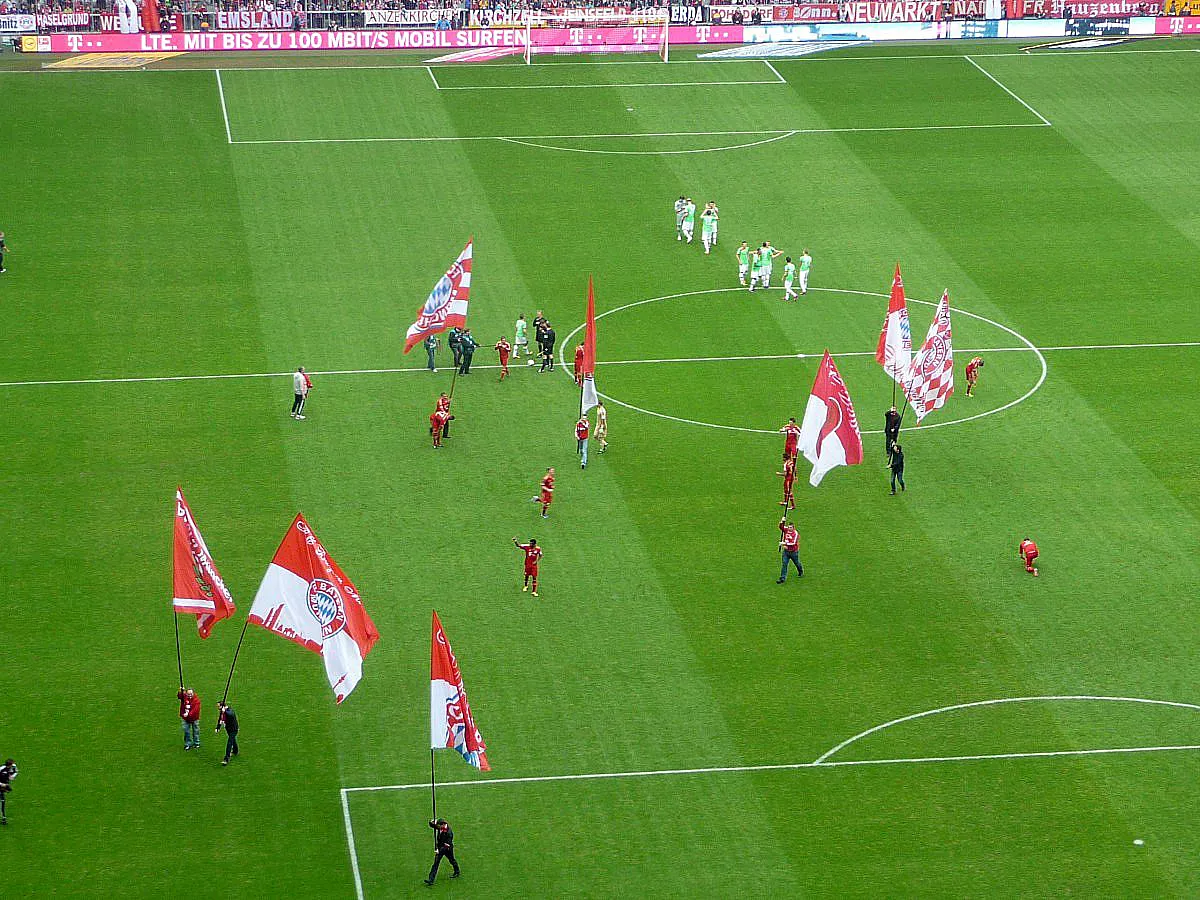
[523,13,670,64]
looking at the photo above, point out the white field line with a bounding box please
[214,69,232,144]
[3,46,1198,76]
[494,130,801,156]
[228,121,1049,146]
[343,745,1200,795]
[1,340,1197,390]
[813,695,1200,764]
[432,77,785,90]
[424,64,440,89]
[964,54,1053,126]
[340,789,365,900]
[764,59,786,83]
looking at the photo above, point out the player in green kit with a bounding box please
[748,249,763,292]
[700,206,718,255]
[736,241,751,286]
[674,196,687,241]
[681,199,696,244]
[798,249,812,295]
[783,257,798,301]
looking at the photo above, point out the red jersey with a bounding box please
[966,357,983,380]
[781,423,801,453]
[574,346,585,370]
[781,458,796,487]
[576,420,589,441]
[436,396,451,414]
[495,340,511,362]
[517,543,543,570]
[430,411,448,428]
[1020,539,1039,559]
[177,690,201,723]
[779,523,800,552]
[540,473,555,498]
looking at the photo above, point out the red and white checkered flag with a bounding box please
[904,291,954,423]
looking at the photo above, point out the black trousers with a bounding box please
[885,430,899,458]
[427,847,459,881]
[292,394,306,415]
[224,731,239,761]
[1,788,8,822]
[451,346,463,367]
[891,468,905,492]
[460,352,473,374]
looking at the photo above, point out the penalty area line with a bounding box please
[343,743,1200,794]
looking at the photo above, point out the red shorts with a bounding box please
[524,565,538,577]
[1024,552,1038,564]
[540,491,553,505]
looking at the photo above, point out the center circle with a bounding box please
[559,286,1047,437]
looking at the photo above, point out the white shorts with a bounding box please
[799,270,810,291]
[761,266,773,281]
[738,263,748,276]
[682,222,694,235]
[784,279,794,291]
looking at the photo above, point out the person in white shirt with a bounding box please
[291,367,311,420]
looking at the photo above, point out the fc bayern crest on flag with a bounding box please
[307,578,347,640]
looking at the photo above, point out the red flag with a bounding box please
[905,290,955,423]
[797,351,864,486]
[581,277,599,413]
[403,239,473,353]
[875,263,913,385]
[431,611,490,771]
[248,514,380,703]
[172,488,235,638]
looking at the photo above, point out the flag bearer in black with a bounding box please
[424,818,460,885]
[884,406,901,460]
[889,442,906,495]
[216,702,240,766]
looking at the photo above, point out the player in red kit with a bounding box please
[573,344,585,386]
[513,537,542,597]
[529,467,555,518]
[495,337,511,381]
[779,417,801,462]
[1019,538,1039,576]
[777,456,796,510]
[965,356,984,397]
[429,410,447,448]
[434,392,453,439]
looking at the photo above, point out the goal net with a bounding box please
[523,10,670,64]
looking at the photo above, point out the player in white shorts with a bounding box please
[674,196,687,241]
[707,201,719,246]
[680,198,696,244]
[759,241,781,288]
[798,249,812,295]
[782,257,798,301]
[736,241,750,286]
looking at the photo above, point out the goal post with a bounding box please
[523,10,671,65]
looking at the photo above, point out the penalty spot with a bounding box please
[1134,839,1144,846]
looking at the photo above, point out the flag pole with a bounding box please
[220,619,251,705]
[174,612,184,690]
[430,749,438,833]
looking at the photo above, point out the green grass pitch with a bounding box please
[3,38,1200,897]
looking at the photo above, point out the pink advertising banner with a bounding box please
[1155,15,1200,31]
[39,24,743,53]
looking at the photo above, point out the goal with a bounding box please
[523,10,671,65]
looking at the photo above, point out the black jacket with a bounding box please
[889,447,905,473]
[884,410,901,438]
[432,823,454,851]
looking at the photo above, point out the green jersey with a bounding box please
[750,252,762,273]
[737,247,750,266]
[783,262,797,283]
[683,203,696,225]
[515,319,527,341]
[799,254,812,272]
[701,211,716,234]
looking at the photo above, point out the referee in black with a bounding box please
[424,818,460,885]
[884,405,901,461]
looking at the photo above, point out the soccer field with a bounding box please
[3,38,1200,898]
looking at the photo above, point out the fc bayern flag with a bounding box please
[431,611,490,771]
[797,350,864,487]
[403,239,473,353]
[875,263,912,386]
[905,290,955,423]
[581,276,599,414]
[172,488,235,638]
[248,514,380,703]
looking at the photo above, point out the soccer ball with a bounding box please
[527,359,537,367]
